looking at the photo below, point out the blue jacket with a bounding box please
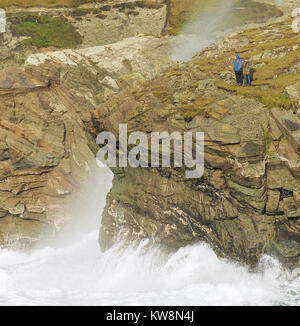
[233,54,242,72]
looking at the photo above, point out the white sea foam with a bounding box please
[0,166,299,306]
[0,232,299,306]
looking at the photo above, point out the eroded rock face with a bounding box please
[72,1,168,47]
[0,1,299,270]
[0,63,100,248]
[26,35,173,80]
[0,35,173,249]
[94,56,300,269]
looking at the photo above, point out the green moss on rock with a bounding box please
[10,13,82,49]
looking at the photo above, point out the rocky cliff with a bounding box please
[0,0,168,68]
[94,16,300,269]
[0,0,299,270]
[0,0,173,249]
[0,63,97,247]
[0,32,174,248]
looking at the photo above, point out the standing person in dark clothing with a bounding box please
[233,54,243,86]
[243,57,251,86]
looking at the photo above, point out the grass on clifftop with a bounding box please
[0,0,94,7]
[194,19,300,110]
[0,0,164,8]
[10,13,82,48]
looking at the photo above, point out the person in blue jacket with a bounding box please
[233,54,243,86]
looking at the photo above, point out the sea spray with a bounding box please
[0,167,298,305]
[0,231,298,305]
[0,269,7,298]
[171,0,236,61]
[0,164,297,306]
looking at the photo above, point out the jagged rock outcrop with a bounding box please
[94,17,300,269]
[0,34,173,249]
[95,71,300,269]
[71,1,168,47]
[1,0,168,57]
[0,3,174,249]
[26,35,173,80]
[26,35,173,105]
[0,63,99,248]
[0,0,299,270]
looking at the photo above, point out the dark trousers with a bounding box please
[244,74,251,86]
[235,71,243,85]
